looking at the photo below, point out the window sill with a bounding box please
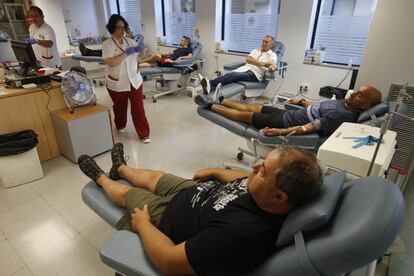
[215,50,248,57]
[303,61,359,70]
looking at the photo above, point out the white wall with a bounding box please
[61,0,102,38]
[141,0,157,53]
[276,0,352,98]
[33,0,70,54]
[356,0,414,97]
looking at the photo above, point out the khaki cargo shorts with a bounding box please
[115,174,197,231]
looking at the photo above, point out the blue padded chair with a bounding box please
[81,171,404,276]
[197,101,408,163]
[140,40,203,102]
[213,40,290,101]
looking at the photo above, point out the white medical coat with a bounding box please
[102,36,142,92]
[29,22,62,68]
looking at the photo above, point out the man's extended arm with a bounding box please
[36,39,54,48]
[263,121,319,136]
[175,53,193,60]
[193,168,250,182]
[287,98,312,108]
[132,206,194,275]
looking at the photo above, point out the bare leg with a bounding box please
[140,53,162,64]
[211,104,254,124]
[221,99,262,112]
[96,174,131,208]
[139,62,157,68]
[118,164,165,193]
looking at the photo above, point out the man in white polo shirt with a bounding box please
[199,35,278,94]
[26,6,62,68]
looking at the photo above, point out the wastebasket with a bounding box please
[0,130,44,188]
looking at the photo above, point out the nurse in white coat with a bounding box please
[26,6,62,68]
[102,14,150,143]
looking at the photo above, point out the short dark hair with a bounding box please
[182,36,191,47]
[274,146,323,209]
[28,6,43,16]
[106,14,129,35]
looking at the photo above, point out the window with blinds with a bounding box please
[162,0,196,45]
[118,0,142,35]
[311,0,378,66]
[221,0,280,54]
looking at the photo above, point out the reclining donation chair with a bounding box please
[82,170,404,276]
[209,40,290,102]
[140,40,203,102]
[197,100,408,163]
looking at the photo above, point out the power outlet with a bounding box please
[299,83,310,93]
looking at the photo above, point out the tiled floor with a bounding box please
[0,81,249,275]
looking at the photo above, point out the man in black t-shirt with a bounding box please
[78,143,322,275]
[139,35,193,67]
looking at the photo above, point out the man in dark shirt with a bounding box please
[139,35,193,67]
[194,84,382,137]
[78,144,322,275]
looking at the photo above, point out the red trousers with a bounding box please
[107,84,150,139]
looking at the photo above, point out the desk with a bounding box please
[0,82,66,162]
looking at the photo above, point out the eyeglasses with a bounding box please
[115,26,125,30]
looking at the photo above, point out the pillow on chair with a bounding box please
[357,102,388,123]
[276,171,346,247]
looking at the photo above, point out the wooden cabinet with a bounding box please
[0,83,66,162]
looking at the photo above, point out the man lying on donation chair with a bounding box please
[194,84,382,137]
[139,35,193,68]
[78,143,322,275]
[199,35,278,94]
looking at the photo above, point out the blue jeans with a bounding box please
[210,70,258,89]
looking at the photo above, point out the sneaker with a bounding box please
[194,93,212,108]
[200,78,211,95]
[117,128,126,133]
[212,83,223,104]
[109,143,127,180]
[141,137,151,144]
[78,154,105,182]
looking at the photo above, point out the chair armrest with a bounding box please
[255,131,321,149]
[264,70,276,80]
[172,59,195,67]
[284,103,304,110]
[223,61,246,70]
[100,230,161,276]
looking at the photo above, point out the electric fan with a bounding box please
[61,71,97,113]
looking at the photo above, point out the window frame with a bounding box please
[309,0,376,67]
[159,0,196,47]
[220,0,281,55]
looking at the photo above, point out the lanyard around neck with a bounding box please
[112,37,130,53]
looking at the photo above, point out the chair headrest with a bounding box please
[276,171,345,247]
[357,102,388,123]
[272,41,285,62]
[191,41,203,58]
